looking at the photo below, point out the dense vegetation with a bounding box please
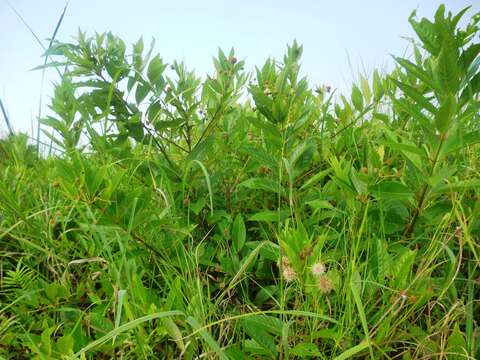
[1,5,479,359]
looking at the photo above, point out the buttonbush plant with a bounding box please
[1,5,479,359]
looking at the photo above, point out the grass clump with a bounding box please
[1,4,479,359]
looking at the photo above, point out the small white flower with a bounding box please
[311,262,326,277]
[282,265,297,282]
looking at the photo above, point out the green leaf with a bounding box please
[248,210,290,222]
[434,36,460,94]
[113,289,126,344]
[351,85,364,111]
[391,247,417,288]
[72,311,183,358]
[133,37,145,71]
[394,57,439,91]
[161,318,185,353]
[432,179,480,194]
[135,82,150,104]
[372,70,384,100]
[40,327,55,355]
[446,323,467,359]
[391,78,437,114]
[350,271,373,358]
[241,316,280,357]
[186,317,229,360]
[301,169,331,190]
[333,341,369,360]
[154,118,184,131]
[40,116,65,133]
[232,214,246,253]
[444,130,480,154]
[185,160,214,216]
[245,241,280,261]
[360,75,372,104]
[289,342,322,357]
[240,177,283,194]
[246,115,282,140]
[392,97,432,131]
[147,55,166,85]
[306,199,333,212]
[381,139,425,156]
[125,113,144,141]
[369,181,413,200]
[435,94,457,134]
[56,334,74,355]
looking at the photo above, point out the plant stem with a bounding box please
[0,98,13,136]
[404,133,446,237]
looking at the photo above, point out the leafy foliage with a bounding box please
[1,5,479,359]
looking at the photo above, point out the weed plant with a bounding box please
[1,5,479,359]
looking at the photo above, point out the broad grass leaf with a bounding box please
[289,140,315,178]
[161,318,185,353]
[40,327,55,356]
[186,316,228,360]
[113,289,126,344]
[408,11,441,55]
[426,166,456,188]
[350,271,373,358]
[73,310,183,360]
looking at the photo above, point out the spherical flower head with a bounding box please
[282,265,297,282]
[317,274,333,294]
[311,262,326,277]
[280,256,290,267]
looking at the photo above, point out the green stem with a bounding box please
[404,133,446,237]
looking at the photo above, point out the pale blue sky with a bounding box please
[0,0,477,134]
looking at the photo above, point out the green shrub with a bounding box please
[1,5,479,359]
